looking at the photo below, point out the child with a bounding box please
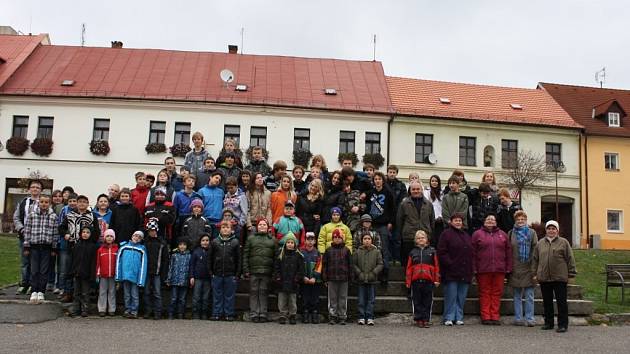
[243,218,277,323]
[56,193,77,301]
[497,188,522,233]
[264,160,288,192]
[173,175,201,241]
[145,173,155,188]
[110,188,142,244]
[93,194,112,243]
[96,229,119,316]
[223,176,249,238]
[195,157,217,191]
[198,171,225,238]
[181,199,211,248]
[406,230,440,328]
[166,240,191,319]
[352,214,382,251]
[318,207,353,254]
[342,184,366,235]
[292,165,307,195]
[273,201,305,247]
[363,163,376,180]
[353,232,383,325]
[270,174,297,223]
[116,231,148,319]
[244,146,271,176]
[219,208,239,234]
[239,170,252,193]
[190,234,212,320]
[210,221,241,321]
[23,194,58,303]
[184,131,211,175]
[322,229,352,325]
[301,232,321,324]
[143,220,170,320]
[273,233,304,324]
[131,171,149,215]
[70,227,99,317]
[146,169,175,204]
[218,152,242,189]
[143,187,176,242]
[216,138,244,169]
[442,175,469,230]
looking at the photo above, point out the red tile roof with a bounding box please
[0,41,393,114]
[539,82,630,137]
[0,34,48,88]
[386,76,581,129]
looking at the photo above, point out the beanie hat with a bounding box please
[104,229,116,240]
[154,186,167,195]
[190,199,204,211]
[282,232,298,246]
[332,228,343,239]
[360,214,372,222]
[331,207,342,216]
[132,230,144,239]
[545,220,559,230]
[146,219,159,231]
[305,232,316,239]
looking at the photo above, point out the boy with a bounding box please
[70,227,99,317]
[167,240,191,319]
[405,230,440,328]
[243,218,277,323]
[210,221,241,321]
[301,232,321,324]
[368,171,394,285]
[181,199,211,248]
[96,229,118,316]
[223,176,249,238]
[273,201,305,247]
[143,187,176,243]
[171,165,190,192]
[363,163,376,181]
[198,171,224,238]
[469,182,499,233]
[173,175,201,240]
[145,174,156,188]
[110,188,142,244]
[195,157,217,191]
[143,220,170,320]
[264,160,287,192]
[441,175,469,230]
[116,230,148,319]
[184,131,210,175]
[322,229,352,325]
[56,193,77,301]
[352,214,382,251]
[23,194,58,302]
[497,188,521,233]
[353,232,383,325]
[131,172,149,215]
[292,165,307,195]
[13,179,42,295]
[274,233,305,325]
[244,146,271,176]
[190,234,212,320]
[218,152,242,189]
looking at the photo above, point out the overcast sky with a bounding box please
[2,0,629,89]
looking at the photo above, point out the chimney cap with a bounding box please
[228,45,238,54]
[111,41,123,48]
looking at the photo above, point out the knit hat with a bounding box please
[331,207,342,216]
[282,232,298,246]
[154,186,167,195]
[332,228,344,239]
[132,230,144,239]
[545,220,559,230]
[146,219,159,231]
[360,214,372,222]
[104,229,116,240]
[284,200,295,208]
[305,232,316,239]
[190,199,204,211]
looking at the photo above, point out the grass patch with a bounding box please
[574,249,630,314]
[0,234,20,287]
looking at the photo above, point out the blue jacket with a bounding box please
[167,249,191,286]
[184,148,210,175]
[173,190,201,219]
[115,241,148,287]
[198,185,224,221]
[189,246,211,279]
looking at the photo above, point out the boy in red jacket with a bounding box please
[96,229,119,316]
[406,230,440,328]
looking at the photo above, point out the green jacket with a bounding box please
[441,191,469,229]
[531,236,576,283]
[243,232,277,275]
[352,244,383,284]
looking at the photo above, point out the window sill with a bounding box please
[605,169,620,172]
[606,230,624,234]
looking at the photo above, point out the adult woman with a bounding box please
[481,171,498,196]
[437,213,473,326]
[246,172,272,230]
[507,210,537,327]
[531,220,576,333]
[310,154,330,184]
[296,179,324,235]
[270,174,297,223]
[321,171,344,224]
[471,213,512,325]
[423,174,444,247]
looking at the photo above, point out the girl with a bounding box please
[239,170,252,193]
[93,194,112,243]
[321,171,344,224]
[423,175,444,247]
[273,233,304,324]
[296,179,324,235]
[246,172,272,230]
[146,169,175,205]
[96,229,118,316]
[243,218,277,323]
[310,154,330,184]
[184,131,210,174]
[270,174,297,223]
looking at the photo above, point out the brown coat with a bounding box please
[531,236,576,283]
[246,189,272,227]
[396,196,435,243]
[507,228,537,288]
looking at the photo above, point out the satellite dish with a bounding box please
[425,153,437,165]
[220,69,235,84]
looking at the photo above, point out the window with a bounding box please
[605,152,619,171]
[365,132,381,154]
[293,128,310,150]
[339,130,355,154]
[546,143,562,164]
[459,136,476,166]
[174,122,191,145]
[224,125,240,147]
[415,134,433,163]
[12,116,28,138]
[501,139,518,169]
[607,210,624,232]
[608,112,620,127]
[149,121,166,144]
[93,119,110,141]
[250,126,267,148]
[37,117,54,139]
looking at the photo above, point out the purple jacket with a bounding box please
[471,227,513,274]
[437,225,473,283]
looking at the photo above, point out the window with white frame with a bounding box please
[224,125,241,147]
[607,210,623,232]
[608,112,620,127]
[174,122,191,145]
[605,152,619,171]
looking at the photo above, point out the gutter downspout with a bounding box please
[583,133,590,248]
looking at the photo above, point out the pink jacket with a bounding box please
[471,227,513,274]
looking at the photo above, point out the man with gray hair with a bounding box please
[396,179,434,267]
[108,184,121,208]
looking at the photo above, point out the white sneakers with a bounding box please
[367,319,375,326]
[37,292,45,301]
[357,319,366,325]
[29,292,45,303]
[455,320,464,326]
[444,320,454,326]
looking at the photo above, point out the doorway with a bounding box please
[541,195,574,246]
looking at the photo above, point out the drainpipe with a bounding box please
[583,133,590,248]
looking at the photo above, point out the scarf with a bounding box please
[513,225,531,262]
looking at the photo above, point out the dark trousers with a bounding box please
[301,283,321,313]
[401,241,415,268]
[430,221,444,248]
[411,280,434,321]
[144,275,163,316]
[168,286,188,316]
[540,281,568,328]
[73,277,91,314]
[192,278,211,316]
[29,245,52,293]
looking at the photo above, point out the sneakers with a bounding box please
[444,320,453,326]
[367,319,375,326]
[289,316,297,325]
[455,320,464,326]
[37,292,45,301]
[357,318,366,325]
[526,321,536,327]
[512,320,525,326]
[17,286,28,295]
[29,292,38,302]
[53,288,61,294]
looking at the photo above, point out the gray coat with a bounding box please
[507,228,537,288]
[396,196,435,243]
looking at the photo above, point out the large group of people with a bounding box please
[13,131,576,331]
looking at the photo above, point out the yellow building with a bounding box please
[541,83,630,249]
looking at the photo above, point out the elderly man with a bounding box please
[108,184,120,208]
[396,180,434,267]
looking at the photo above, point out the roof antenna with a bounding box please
[240,27,244,54]
[595,67,606,88]
[81,23,86,46]
[372,34,377,61]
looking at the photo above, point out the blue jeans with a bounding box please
[47,253,56,287]
[443,281,469,322]
[29,245,52,293]
[192,278,211,316]
[212,275,237,317]
[123,281,140,315]
[144,275,163,315]
[357,284,376,320]
[18,238,31,287]
[169,286,188,316]
[57,249,71,292]
[513,286,535,322]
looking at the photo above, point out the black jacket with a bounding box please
[295,195,323,233]
[70,239,99,280]
[181,215,212,248]
[321,186,344,224]
[110,202,142,244]
[189,246,211,279]
[273,248,305,293]
[143,201,176,240]
[367,185,395,226]
[145,237,170,279]
[210,235,241,277]
[469,191,499,232]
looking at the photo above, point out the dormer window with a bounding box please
[608,112,620,127]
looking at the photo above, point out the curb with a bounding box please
[0,300,63,324]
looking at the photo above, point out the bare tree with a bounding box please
[500,150,552,205]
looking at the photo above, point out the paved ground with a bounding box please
[1,317,629,353]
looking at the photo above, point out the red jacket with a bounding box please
[406,246,440,287]
[96,243,119,278]
[131,184,149,216]
[471,226,513,274]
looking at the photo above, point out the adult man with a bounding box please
[108,184,121,209]
[396,181,434,267]
[13,180,43,294]
[164,157,179,187]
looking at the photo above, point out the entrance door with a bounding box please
[540,196,574,246]
[2,178,53,233]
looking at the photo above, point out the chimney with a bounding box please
[111,41,123,49]
[228,45,238,54]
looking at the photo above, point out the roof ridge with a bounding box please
[386,75,541,92]
[540,81,630,93]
